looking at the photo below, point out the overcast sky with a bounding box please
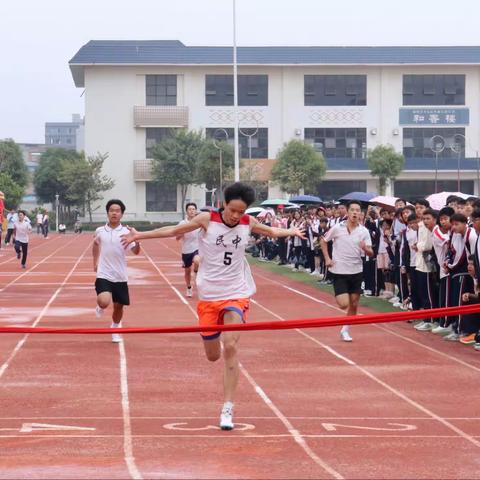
[1,0,479,143]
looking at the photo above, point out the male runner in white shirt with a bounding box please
[93,199,141,343]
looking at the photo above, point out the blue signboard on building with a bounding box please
[399,108,469,126]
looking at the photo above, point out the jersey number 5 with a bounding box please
[224,252,233,266]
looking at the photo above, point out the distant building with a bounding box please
[18,143,48,210]
[45,114,84,151]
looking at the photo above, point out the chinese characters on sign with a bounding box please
[399,108,469,126]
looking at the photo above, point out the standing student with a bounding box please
[177,203,201,298]
[93,199,141,343]
[42,212,49,239]
[431,207,454,335]
[320,200,374,342]
[4,209,17,246]
[13,210,32,269]
[36,211,44,235]
[121,182,305,431]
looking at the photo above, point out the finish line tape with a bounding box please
[0,304,479,334]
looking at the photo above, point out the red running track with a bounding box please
[0,234,480,479]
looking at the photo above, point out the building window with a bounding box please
[403,127,465,158]
[315,180,367,201]
[403,75,465,105]
[205,75,268,106]
[145,182,177,212]
[304,128,366,158]
[206,128,268,158]
[394,180,473,198]
[304,75,367,106]
[146,75,177,106]
[146,128,177,158]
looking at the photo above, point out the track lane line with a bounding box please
[251,296,480,450]
[253,270,480,373]
[142,244,344,480]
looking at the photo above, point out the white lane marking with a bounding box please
[321,422,417,432]
[0,236,80,293]
[240,365,344,479]
[251,297,480,450]
[143,244,344,480]
[20,423,96,432]
[141,249,188,305]
[118,340,143,480]
[255,270,480,373]
[0,242,92,382]
[163,422,255,431]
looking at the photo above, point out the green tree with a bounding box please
[367,145,405,195]
[34,148,83,205]
[197,139,234,191]
[0,173,24,210]
[151,129,203,213]
[60,152,115,222]
[271,140,326,194]
[0,139,28,189]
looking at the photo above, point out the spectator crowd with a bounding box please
[248,194,480,351]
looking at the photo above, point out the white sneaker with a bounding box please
[340,329,353,342]
[95,305,104,319]
[363,289,372,296]
[186,287,193,298]
[414,321,426,330]
[388,296,400,304]
[444,332,460,342]
[220,402,234,430]
[111,323,122,343]
[432,325,452,335]
[416,322,433,332]
[392,302,403,308]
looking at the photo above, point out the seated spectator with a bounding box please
[58,223,67,234]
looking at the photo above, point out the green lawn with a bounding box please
[247,256,397,314]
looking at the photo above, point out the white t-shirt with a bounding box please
[323,221,372,275]
[178,219,200,254]
[14,220,32,243]
[95,224,136,283]
[36,213,43,225]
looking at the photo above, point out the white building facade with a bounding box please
[69,41,480,221]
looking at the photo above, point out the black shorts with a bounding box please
[182,250,199,268]
[95,278,130,305]
[332,272,363,296]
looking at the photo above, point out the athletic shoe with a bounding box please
[416,322,433,332]
[310,271,320,276]
[95,305,104,319]
[340,329,353,342]
[432,325,452,336]
[186,287,193,298]
[21,264,26,269]
[363,289,372,296]
[111,323,122,343]
[444,332,460,342]
[459,333,477,345]
[474,343,480,351]
[220,402,234,431]
[413,321,425,329]
[392,302,403,308]
[388,296,400,304]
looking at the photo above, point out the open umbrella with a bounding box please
[338,192,376,203]
[260,199,297,208]
[426,192,471,211]
[245,207,266,217]
[257,208,275,219]
[370,195,406,211]
[289,194,322,204]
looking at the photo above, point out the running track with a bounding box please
[0,234,480,479]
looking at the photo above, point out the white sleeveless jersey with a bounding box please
[196,210,256,301]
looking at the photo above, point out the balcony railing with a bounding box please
[134,106,188,128]
[134,159,153,181]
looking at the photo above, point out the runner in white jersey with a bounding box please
[176,202,201,298]
[93,199,141,343]
[320,200,374,342]
[121,182,305,431]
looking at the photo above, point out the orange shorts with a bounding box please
[197,298,250,340]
